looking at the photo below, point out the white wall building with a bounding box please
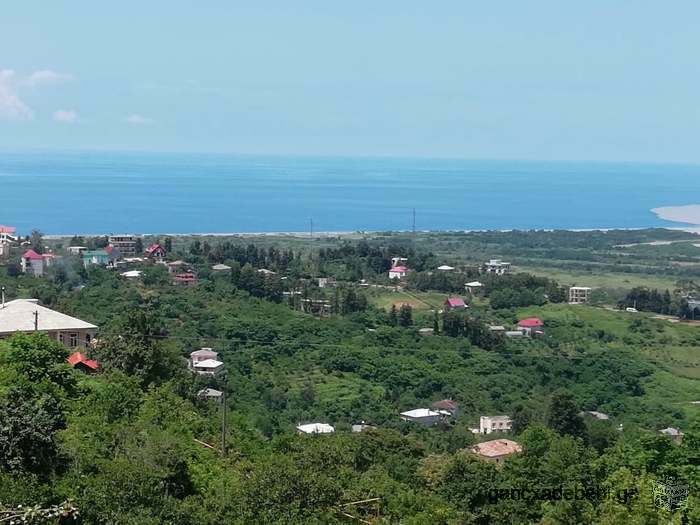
[400,408,442,427]
[484,259,511,275]
[479,415,513,434]
[297,423,335,434]
[569,286,592,304]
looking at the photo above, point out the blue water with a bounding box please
[0,151,698,235]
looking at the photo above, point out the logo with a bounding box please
[652,477,689,511]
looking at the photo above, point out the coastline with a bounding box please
[652,204,700,226]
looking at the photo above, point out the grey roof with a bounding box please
[0,299,97,334]
[659,427,683,436]
[198,388,223,398]
[212,264,231,271]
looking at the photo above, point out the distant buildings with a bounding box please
[297,423,335,434]
[108,235,137,257]
[431,399,460,417]
[0,225,16,258]
[317,277,336,288]
[517,317,544,335]
[479,415,513,434]
[82,250,111,268]
[400,408,442,427]
[471,439,522,463]
[388,266,409,280]
[67,246,88,256]
[144,243,167,261]
[21,250,46,276]
[67,351,99,372]
[444,297,467,310]
[189,348,224,375]
[569,286,592,304]
[0,298,97,349]
[484,259,511,275]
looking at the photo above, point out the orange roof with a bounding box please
[23,249,43,260]
[471,439,522,458]
[67,351,99,370]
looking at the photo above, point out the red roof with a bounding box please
[23,249,43,260]
[444,297,466,308]
[145,243,165,255]
[67,351,99,370]
[390,266,408,273]
[518,317,544,327]
[0,225,16,234]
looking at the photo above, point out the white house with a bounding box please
[297,423,335,434]
[189,348,223,375]
[120,270,143,279]
[400,408,442,427]
[211,263,232,272]
[67,246,88,256]
[479,415,513,434]
[465,281,484,293]
[0,298,97,349]
[388,266,409,280]
[484,259,511,275]
[21,250,46,276]
[437,265,454,271]
[569,286,592,304]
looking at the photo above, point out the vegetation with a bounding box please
[0,229,698,523]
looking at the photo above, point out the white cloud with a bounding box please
[53,109,77,123]
[124,114,154,125]
[23,69,72,88]
[0,69,33,120]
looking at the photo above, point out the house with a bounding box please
[479,415,513,434]
[484,259,511,275]
[212,263,232,272]
[189,348,219,365]
[489,325,506,333]
[465,281,484,293]
[0,241,9,258]
[67,351,99,372]
[67,246,88,256]
[418,327,434,336]
[191,358,224,376]
[0,298,97,349]
[391,256,408,267]
[82,250,111,268]
[437,265,454,271]
[317,277,336,288]
[400,408,442,427]
[173,272,197,286]
[120,270,143,279]
[505,330,525,338]
[144,243,167,261]
[0,225,17,244]
[517,317,544,335]
[471,439,522,464]
[257,268,276,276]
[444,297,467,310]
[301,298,333,317]
[108,235,137,257]
[388,266,409,280]
[352,423,375,433]
[581,410,610,421]
[569,286,592,304]
[21,249,45,276]
[197,388,224,401]
[431,399,460,417]
[659,427,684,444]
[297,423,335,434]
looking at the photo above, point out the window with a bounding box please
[69,333,78,347]
[59,332,64,344]
[85,333,91,345]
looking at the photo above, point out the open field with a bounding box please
[516,265,680,290]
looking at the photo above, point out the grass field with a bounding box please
[516,265,679,290]
[366,289,448,311]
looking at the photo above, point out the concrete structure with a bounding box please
[108,235,137,257]
[659,427,684,444]
[431,399,460,417]
[471,439,522,463]
[479,415,513,434]
[388,266,408,280]
[484,259,511,275]
[317,277,336,288]
[400,408,442,427]
[569,286,592,304]
[21,250,45,276]
[0,298,97,349]
[190,348,219,365]
[297,423,335,434]
[67,246,88,256]
[197,388,224,401]
[444,297,467,310]
[505,330,525,338]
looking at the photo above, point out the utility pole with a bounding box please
[1,286,5,309]
[221,390,227,457]
[33,310,39,331]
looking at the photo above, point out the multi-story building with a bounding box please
[484,259,511,275]
[479,415,513,434]
[108,235,137,257]
[569,286,592,304]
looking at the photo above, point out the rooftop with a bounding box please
[445,297,466,307]
[400,408,440,418]
[297,423,335,434]
[192,358,224,369]
[23,249,43,260]
[67,351,99,371]
[471,439,522,458]
[390,266,408,272]
[431,399,459,411]
[437,265,454,271]
[198,388,223,398]
[0,299,97,335]
[518,317,544,327]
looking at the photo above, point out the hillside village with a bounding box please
[0,225,699,522]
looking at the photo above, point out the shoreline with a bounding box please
[42,225,700,240]
[652,204,700,226]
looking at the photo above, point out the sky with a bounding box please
[1,1,699,162]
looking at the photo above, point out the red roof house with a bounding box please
[67,351,100,372]
[388,266,409,279]
[145,243,167,260]
[173,272,197,286]
[23,249,43,260]
[518,317,544,328]
[444,297,467,310]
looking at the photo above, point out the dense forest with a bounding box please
[0,231,698,523]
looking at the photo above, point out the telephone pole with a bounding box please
[221,390,227,457]
[33,310,39,331]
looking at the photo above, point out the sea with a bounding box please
[0,151,699,235]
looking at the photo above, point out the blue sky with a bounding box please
[1,1,699,162]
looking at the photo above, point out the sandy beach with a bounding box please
[652,204,700,226]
